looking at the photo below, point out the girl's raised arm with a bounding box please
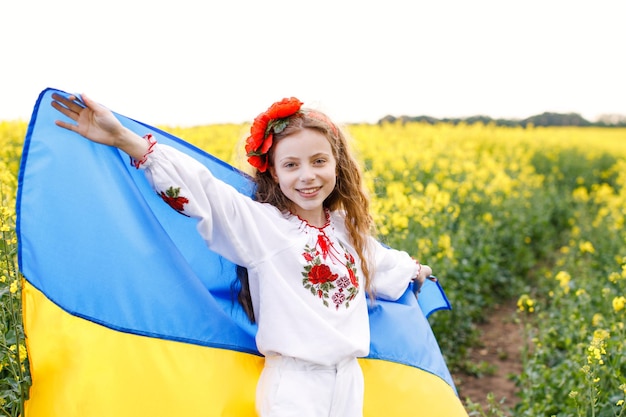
[51,93,149,161]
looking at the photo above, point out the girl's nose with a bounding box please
[299,167,315,182]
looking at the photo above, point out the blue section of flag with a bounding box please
[17,88,454,388]
[414,279,452,318]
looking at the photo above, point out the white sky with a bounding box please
[1,0,624,126]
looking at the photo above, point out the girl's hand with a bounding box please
[413,264,437,294]
[51,93,125,147]
[51,93,150,161]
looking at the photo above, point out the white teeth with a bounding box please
[299,187,319,194]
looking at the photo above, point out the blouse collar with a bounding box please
[290,208,331,231]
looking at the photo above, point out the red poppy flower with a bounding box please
[265,97,303,119]
[245,114,270,154]
[247,155,268,173]
[245,97,303,172]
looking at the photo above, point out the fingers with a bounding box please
[79,93,98,110]
[54,119,78,132]
[414,274,438,295]
[51,93,85,122]
[51,100,76,122]
[51,93,84,111]
[413,263,437,294]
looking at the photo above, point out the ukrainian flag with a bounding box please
[17,88,468,416]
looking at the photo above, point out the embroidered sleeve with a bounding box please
[130,134,157,169]
[158,186,190,216]
[140,143,284,267]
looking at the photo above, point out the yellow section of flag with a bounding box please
[23,281,467,416]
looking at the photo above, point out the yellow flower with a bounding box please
[593,329,609,340]
[436,234,454,260]
[613,296,626,312]
[8,344,28,363]
[390,212,408,230]
[609,272,620,283]
[517,294,535,313]
[9,280,18,294]
[591,313,603,326]
[579,240,595,254]
[18,344,27,363]
[586,331,608,365]
[572,186,589,202]
[555,271,571,294]
[416,238,431,257]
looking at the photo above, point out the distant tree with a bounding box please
[464,115,494,125]
[494,118,521,127]
[409,115,440,124]
[378,115,398,125]
[521,112,591,127]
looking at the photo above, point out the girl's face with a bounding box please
[270,128,337,227]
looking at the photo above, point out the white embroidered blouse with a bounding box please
[140,143,420,366]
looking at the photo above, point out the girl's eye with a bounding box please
[314,159,326,165]
[284,162,296,168]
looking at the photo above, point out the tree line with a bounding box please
[378,112,626,127]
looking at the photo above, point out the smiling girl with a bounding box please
[51,94,434,417]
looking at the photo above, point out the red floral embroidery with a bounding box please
[336,276,351,288]
[317,233,332,259]
[159,186,189,216]
[308,264,338,285]
[301,238,359,310]
[348,268,358,287]
[332,292,346,306]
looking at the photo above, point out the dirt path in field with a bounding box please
[453,301,524,413]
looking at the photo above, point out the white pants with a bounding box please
[256,355,364,417]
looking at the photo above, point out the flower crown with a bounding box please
[245,98,339,172]
[245,97,304,173]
